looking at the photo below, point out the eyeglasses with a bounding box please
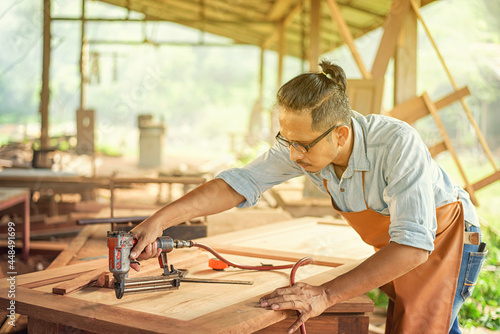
[275,123,346,153]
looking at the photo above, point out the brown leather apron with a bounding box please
[323,172,464,334]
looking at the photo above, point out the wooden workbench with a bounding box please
[0,217,375,333]
[0,187,31,261]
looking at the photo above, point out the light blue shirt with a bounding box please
[216,111,478,252]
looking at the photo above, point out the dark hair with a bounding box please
[277,59,351,131]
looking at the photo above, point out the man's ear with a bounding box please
[337,126,350,147]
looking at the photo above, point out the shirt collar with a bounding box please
[336,116,370,179]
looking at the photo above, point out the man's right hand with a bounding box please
[129,243,163,272]
[129,216,165,271]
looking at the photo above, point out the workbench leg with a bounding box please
[256,314,370,333]
[339,315,370,334]
[28,317,94,334]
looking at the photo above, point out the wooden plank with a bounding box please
[347,79,385,115]
[428,141,447,157]
[21,272,89,289]
[52,267,105,295]
[198,218,374,262]
[472,171,500,192]
[198,217,319,245]
[47,224,101,269]
[434,87,470,110]
[371,0,411,78]
[386,94,427,124]
[423,92,479,206]
[0,240,68,252]
[4,258,108,288]
[386,87,469,124]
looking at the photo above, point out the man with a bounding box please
[130,60,486,334]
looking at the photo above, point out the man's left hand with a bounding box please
[259,282,330,333]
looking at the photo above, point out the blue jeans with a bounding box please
[449,224,487,333]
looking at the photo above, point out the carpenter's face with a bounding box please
[278,110,340,173]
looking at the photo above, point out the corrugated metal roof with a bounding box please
[97,0,436,58]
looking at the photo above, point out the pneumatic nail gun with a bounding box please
[106,231,192,299]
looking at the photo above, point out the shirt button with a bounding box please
[340,188,345,192]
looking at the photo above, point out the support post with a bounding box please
[371,0,411,79]
[271,20,286,142]
[39,0,51,167]
[309,0,320,71]
[394,0,419,106]
[258,47,264,102]
[80,0,87,110]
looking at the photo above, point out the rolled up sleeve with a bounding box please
[382,129,437,252]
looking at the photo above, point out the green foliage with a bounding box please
[367,288,389,308]
[96,144,122,157]
[234,141,270,167]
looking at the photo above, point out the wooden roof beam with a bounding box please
[326,0,371,79]
[267,0,296,21]
[135,2,266,45]
[262,0,303,50]
[371,0,411,78]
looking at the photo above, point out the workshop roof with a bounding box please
[97,0,437,58]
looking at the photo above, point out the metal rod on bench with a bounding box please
[77,216,149,225]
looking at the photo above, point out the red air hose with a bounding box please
[191,241,298,270]
[191,241,314,333]
[290,256,314,334]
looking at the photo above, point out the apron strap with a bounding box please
[323,171,369,211]
[361,171,369,209]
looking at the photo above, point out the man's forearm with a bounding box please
[322,242,429,305]
[130,179,245,260]
[149,178,245,230]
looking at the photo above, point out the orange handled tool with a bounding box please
[209,258,229,270]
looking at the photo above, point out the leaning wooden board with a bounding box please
[0,217,375,333]
[199,216,375,266]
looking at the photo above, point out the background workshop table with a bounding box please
[0,217,375,333]
[0,187,31,261]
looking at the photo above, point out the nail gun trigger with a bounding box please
[131,259,140,266]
